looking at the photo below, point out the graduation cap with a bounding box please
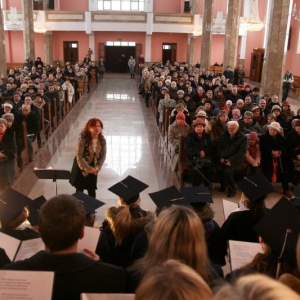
[253,197,300,271]
[27,195,47,226]
[0,188,32,224]
[72,192,105,215]
[108,176,149,205]
[180,186,213,207]
[237,172,275,202]
[149,185,191,211]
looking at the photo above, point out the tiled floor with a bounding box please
[12,74,300,230]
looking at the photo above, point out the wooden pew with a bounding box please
[77,79,86,99]
[43,103,53,138]
[292,75,300,98]
[50,99,58,130]
[177,136,189,187]
[6,63,23,72]
[38,108,47,145]
[20,122,29,167]
[163,107,174,142]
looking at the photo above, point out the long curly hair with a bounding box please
[80,118,103,144]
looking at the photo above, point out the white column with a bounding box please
[145,35,151,62]
[144,0,153,13]
[89,32,95,61]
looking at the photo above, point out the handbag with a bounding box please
[194,157,212,168]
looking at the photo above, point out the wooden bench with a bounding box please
[6,63,23,72]
[177,136,189,186]
[292,75,300,98]
[209,65,223,75]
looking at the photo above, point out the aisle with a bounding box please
[12,74,176,226]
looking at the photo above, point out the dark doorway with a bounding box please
[162,43,177,64]
[104,46,135,72]
[63,41,78,65]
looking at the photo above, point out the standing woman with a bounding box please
[69,118,106,197]
[233,64,245,85]
[0,118,17,191]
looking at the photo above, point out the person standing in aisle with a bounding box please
[128,56,136,79]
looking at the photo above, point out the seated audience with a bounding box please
[168,112,190,171]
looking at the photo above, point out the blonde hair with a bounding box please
[106,197,150,245]
[135,259,212,300]
[132,205,213,282]
[213,274,300,300]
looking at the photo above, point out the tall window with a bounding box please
[98,0,144,11]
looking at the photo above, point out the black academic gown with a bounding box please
[2,251,126,300]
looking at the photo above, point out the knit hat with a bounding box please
[226,100,232,105]
[267,121,281,132]
[176,112,186,120]
[282,101,290,107]
[237,84,244,88]
[177,90,185,95]
[196,111,207,118]
[272,105,282,112]
[232,109,241,117]
[244,84,251,89]
[246,131,259,141]
[4,102,13,109]
[193,118,206,127]
[292,119,300,127]
[2,113,14,122]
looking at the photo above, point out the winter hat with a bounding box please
[232,109,241,117]
[267,122,281,132]
[272,105,282,112]
[176,112,186,120]
[2,113,14,122]
[226,100,232,105]
[246,131,259,141]
[193,119,206,127]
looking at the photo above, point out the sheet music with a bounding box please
[222,199,239,220]
[14,238,44,262]
[78,226,101,253]
[81,294,135,300]
[229,240,263,271]
[0,270,54,300]
[0,232,20,261]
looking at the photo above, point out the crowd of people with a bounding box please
[0,57,300,299]
[138,62,300,198]
[0,55,103,192]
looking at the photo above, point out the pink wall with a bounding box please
[58,0,88,11]
[4,31,23,62]
[3,0,22,10]
[94,31,145,60]
[151,33,188,62]
[285,0,300,75]
[153,0,182,14]
[52,32,89,62]
[243,0,267,77]
[211,35,225,65]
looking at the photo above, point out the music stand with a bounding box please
[34,169,71,195]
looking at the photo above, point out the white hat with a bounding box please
[226,100,232,105]
[196,111,207,117]
[267,121,281,132]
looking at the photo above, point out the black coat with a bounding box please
[218,130,247,167]
[286,129,300,160]
[184,131,213,166]
[260,132,287,172]
[3,251,126,300]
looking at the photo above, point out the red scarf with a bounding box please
[0,132,5,143]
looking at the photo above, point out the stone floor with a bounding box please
[11,74,299,235]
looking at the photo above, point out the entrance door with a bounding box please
[162,43,177,64]
[63,41,78,65]
[104,46,136,72]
